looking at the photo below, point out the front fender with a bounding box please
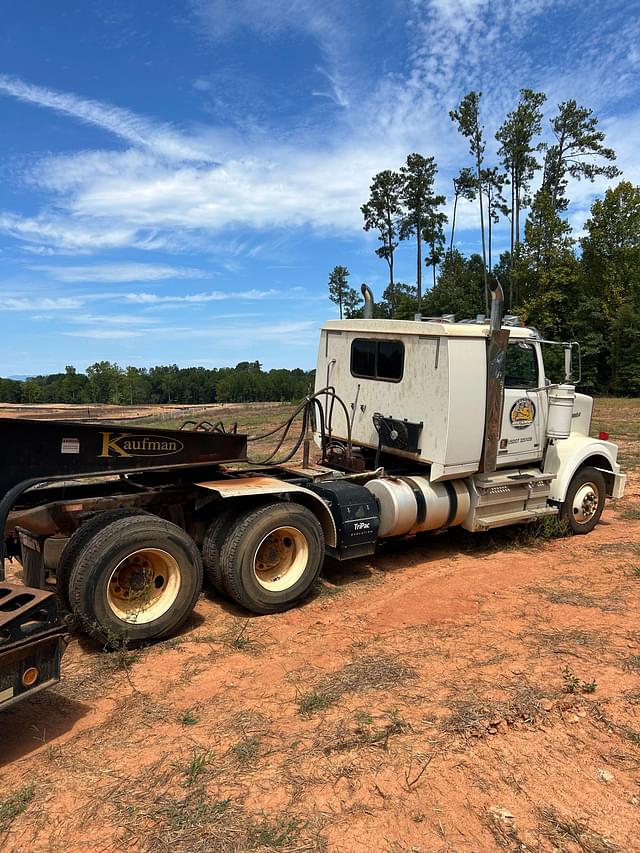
[544,436,624,503]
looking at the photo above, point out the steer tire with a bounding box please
[202,506,238,594]
[219,501,324,614]
[67,514,203,645]
[562,466,606,534]
[56,508,151,609]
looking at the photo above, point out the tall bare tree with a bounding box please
[482,166,509,273]
[450,92,488,313]
[496,88,546,271]
[399,153,443,313]
[361,170,403,313]
[449,167,476,256]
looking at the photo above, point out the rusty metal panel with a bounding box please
[195,476,337,547]
[195,476,309,497]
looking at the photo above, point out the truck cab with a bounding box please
[314,315,625,533]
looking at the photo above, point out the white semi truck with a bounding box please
[1,281,626,686]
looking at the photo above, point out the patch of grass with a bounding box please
[175,750,212,787]
[562,665,597,694]
[297,654,416,717]
[230,736,260,767]
[519,515,572,545]
[623,655,640,673]
[530,585,622,612]
[323,709,409,754]
[0,784,35,834]
[538,628,602,654]
[298,690,333,716]
[621,506,640,520]
[537,806,618,853]
[631,566,640,579]
[483,806,527,851]
[177,707,198,726]
[442,684,550,736]
[161,794,231,831]
[248,816,305,849]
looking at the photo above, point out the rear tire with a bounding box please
[220,501,324,614]
[67,514,203,645]
[202,506,238,594]
[562,466,606,534]
[56,508,151,608]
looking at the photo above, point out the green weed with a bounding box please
[0,784,35,833]
[562,665,597,694]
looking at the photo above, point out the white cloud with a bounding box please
[0,1,637,261]
[63,328,149,339]
[123,288,280,304]
[0,295,84,311]
[0,74,216,162]
[30,263,210,283]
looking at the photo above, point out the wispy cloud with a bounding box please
[123,288,280,304]
[0,74,216,162]
[30,262,210,283]
[0,295,84,311]
[1,1,637,262]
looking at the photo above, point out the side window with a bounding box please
[505,342,538,389]
[351,339,404,382]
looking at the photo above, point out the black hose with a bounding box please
[243,386,352,467]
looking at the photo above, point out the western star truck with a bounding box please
[0,281,626,709]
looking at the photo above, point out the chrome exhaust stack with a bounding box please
[481,278,509,473]
[361,283,374,319]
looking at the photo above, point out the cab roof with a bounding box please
[322,319,537,339]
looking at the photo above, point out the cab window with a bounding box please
[351,338,404,382]
[505,342,538,389]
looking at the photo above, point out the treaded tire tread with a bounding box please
[562,466,606,534]
[202,506,238,594]
[57,508,151,608]
[67,514,203,645]
[220,501,323,614]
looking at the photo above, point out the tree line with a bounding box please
[0,361,314,405]
[329,90,640,395]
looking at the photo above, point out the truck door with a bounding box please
[497,340,546,466]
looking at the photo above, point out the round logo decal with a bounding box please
[510,397,536,430]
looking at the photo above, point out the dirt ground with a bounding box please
[1,399,640,853]
[0,401,290,424]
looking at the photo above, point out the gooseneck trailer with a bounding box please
[1,282,626,708]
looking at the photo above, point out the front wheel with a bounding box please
[562,466,606,534]
[67,515,203,645]
[220,501,324,614]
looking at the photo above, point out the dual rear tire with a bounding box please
[58,501,324,645]
[61,512,203,645]
[202,501,324,613]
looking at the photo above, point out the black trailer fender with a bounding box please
[194,476,337,549]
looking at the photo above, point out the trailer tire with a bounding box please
[67,515,203,645]
[220,501,324,614]
[562,466,606,534]
[202,506,238,594]
[57,508,151,609]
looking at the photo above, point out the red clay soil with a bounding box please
[1,400,639,852]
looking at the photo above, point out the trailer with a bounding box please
[1,282,627,679]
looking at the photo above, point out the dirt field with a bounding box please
[2,399,640,852]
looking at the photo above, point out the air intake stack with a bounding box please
[481,278,509,473]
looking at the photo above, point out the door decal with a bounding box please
[510,398,536,430]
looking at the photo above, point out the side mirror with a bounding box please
[563,342,581,384]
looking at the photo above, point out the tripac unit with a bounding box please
[308,480,379,559]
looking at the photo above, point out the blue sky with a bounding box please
[1,0,639,376]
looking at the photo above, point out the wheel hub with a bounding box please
[107,548,181,624]
[572,482,598,524]
[253,527,308,592]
